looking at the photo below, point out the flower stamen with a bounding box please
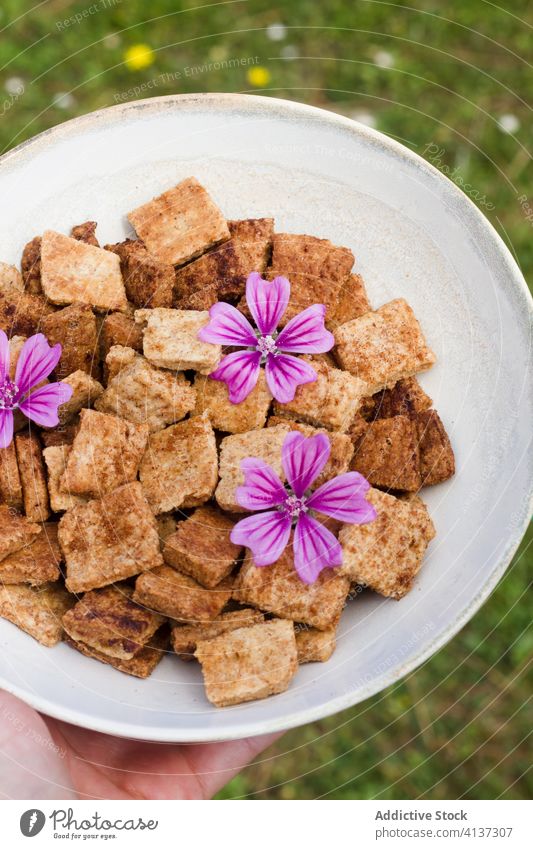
[256,334,278,360]
[0,377,19,410]
[281,493,309,521]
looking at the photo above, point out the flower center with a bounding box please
[256,334,278,359]
[281,493,308,520]
[0,377,19,410]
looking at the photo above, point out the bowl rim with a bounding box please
[0,92,531,742]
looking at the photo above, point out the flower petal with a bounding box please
[0,409,14,449]
[281,431,330,497]
[264,353,317,404]
[230,510,291,567]
[235,458,287,511]
[209,350,261,404]
[15,334,62,396]
[246,273,290,335]
[307,472,377,524]
[197,302,257,347]
[276,304,335,353]
[0,330,10,383]
[293,513,343,584]
[18,382,73,428]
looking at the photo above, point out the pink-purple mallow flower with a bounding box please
[230,431,377,584]
[0,331,73,449]
[197,272,334,404]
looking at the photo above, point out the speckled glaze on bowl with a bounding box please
[0,94,531,742]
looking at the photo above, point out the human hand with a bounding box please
[0,690,280,799]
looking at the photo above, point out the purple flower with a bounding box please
[0,331,73,449]
[197,272,334,404]
[230,431,377,584]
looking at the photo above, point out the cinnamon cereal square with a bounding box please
[338,488,435,599]
[415,410,455,485]
[0,523,62,585]
[163,506,241,588]
[135,308,221,374]
[0,582,74,647]
[235,547,350,630]
[195,620,298,707]
[350,415,421,491]
[94,348,196,432]
[43,445,88,512]
[272,356,367,432]
[0,505,41,562]
[0,441,23,511]
[133,566,232,623]
[295,625,337,663]
[59,481,163,593]
[334,299,436,393]
[171,609,264,660]
[40,230,127,312]
[105,239,174,308]
[15,432,50,522]
[59,408,149,498]
[65,627,168,678]
[127,178,230,267]
[42,303,100,379]
[62,583,165,660]
[100,312,144,360]
[139,415,218,514]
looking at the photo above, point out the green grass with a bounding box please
[0,0,530,800]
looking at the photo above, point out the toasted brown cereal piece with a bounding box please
[20,236,42,294]
[40,230,127,312]
[235,547,350,631]
[51,370,104,426]
[139,415,217,514]
[135,308,221,374]
[163,506,242,588]
[60,408,149,498]
[42,303,99,379]
[127,178,230,267]
[0,505,41,562]
[266,233,354,327]
[0,523,62,585]
[272,356,367,432]
[267,416,354,487]
[0,441,23,511]
[372,377,433,420]
[174,217,274,305]
[295,625,337,663]
[64,626,168,678]
[94,349,196,431]
[195,619,298,707]
[215,424,291,513]
[62,583,165,660]
[43,445,88,512]
[0,285,54,337]
[194,371,271,433]
[0,262,23,291]
[334,299,436,394]
[15,432,50,522]
[415,409,455,485]
[338,488,435,599]
[105,238,174,308]
[40,421,79,449]
[70,221,99,247]
[351,415,421,492]
[334,272,372,326]
[59,481,163,593]
[0,582,74,647]
[171,608,264,660]
[133,566,232,623]
[100,312,144,360]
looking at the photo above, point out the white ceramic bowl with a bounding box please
[0,94,531,742]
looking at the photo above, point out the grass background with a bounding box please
[0,0,530,799]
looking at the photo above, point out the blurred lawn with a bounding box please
[0,0,531,799]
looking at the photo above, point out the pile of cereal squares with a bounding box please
[0,177,454,707]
